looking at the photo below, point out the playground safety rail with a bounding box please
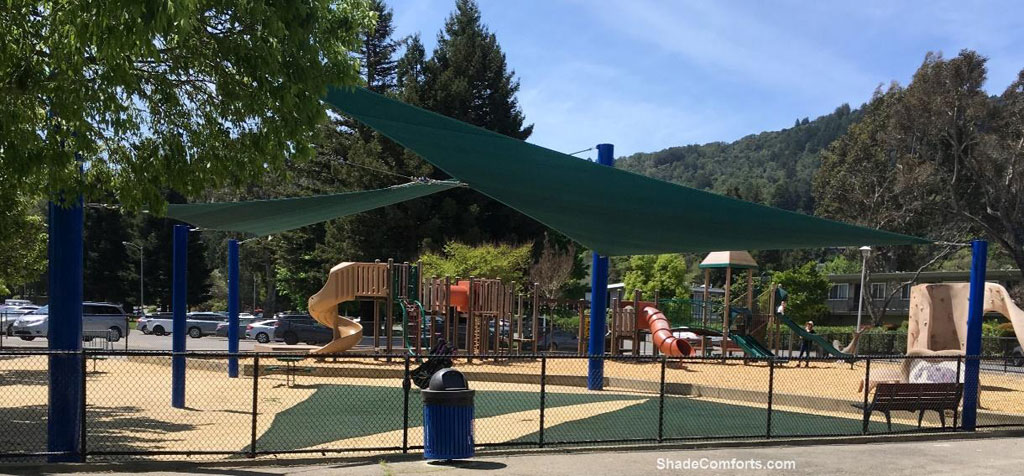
[0,350,1023,463]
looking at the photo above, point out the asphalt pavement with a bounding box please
[0,331,404,352]
[6,436,1023,475]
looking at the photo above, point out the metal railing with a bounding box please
[0,350,1022,462]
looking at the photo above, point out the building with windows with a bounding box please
[825,269,1021,325]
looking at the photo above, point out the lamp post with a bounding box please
[123,241,144,351]
[855,246,872,343]
[122,241,144,315]
[239,235,270,314]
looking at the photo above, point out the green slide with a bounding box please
[778,313,853,360]
[729,333,775,358]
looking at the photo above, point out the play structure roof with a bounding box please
[323,87,931,256]
[166,181,460,236]
[699,251,758,269]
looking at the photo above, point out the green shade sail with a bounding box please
[324,87,931,256]
[166,181,461,236]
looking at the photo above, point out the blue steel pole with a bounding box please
[961,239,987,431]
[227,239,240,378]
[47,197,84,462]
[172,225,188,408]
[588,143,614,391]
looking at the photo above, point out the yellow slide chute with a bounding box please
[307,262,371,354]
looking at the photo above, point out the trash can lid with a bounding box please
[429,368,469,391]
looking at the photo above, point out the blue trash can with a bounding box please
[422,368,474,459]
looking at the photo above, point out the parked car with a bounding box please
[10,302,130,342]
[145,312,226,338]
[246,319,278,344]
[274,314,333,345]
[215,316,258,338]
[137,312,171,334]
[536,328,580,352]
[1008,345,1024,367]
[2,305,39,335]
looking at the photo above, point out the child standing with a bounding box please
[798,321,816,367]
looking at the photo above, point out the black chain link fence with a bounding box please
[1,350,1023,463]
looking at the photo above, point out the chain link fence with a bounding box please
[1,350,1023,462]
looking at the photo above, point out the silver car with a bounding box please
[145,312,226,338]
[11,302,130,342]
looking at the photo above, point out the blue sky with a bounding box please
[391,0,1024,159]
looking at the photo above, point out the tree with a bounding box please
[814,50,1024,285]
[529,235,576,300]
[0,194,46,296]
[83,206,134,308]
[0,0,375,232]
[772,262,829,323]
[622,254,696,299]
[419,242,532,287]
[411,0,544,248]
[362,0,400,93]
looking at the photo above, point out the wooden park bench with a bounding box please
[853,382,963,432]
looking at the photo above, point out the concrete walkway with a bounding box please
[8,437,1023,476]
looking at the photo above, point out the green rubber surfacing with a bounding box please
[250,384,914,453]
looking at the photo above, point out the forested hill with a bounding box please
[615,104,862,214]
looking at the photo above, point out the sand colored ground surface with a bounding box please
[1,353,1022,461]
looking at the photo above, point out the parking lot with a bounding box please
[0,329,405,352]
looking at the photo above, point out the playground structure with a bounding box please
[907,282,1024,355]
[303,259,544,359]
[34,85,1002,462]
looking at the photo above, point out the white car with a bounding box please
[145,312,226,338]
[245,319,278,344]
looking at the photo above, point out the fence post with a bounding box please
[403,355,411,453]
[80,351,87,462]
[658,356,666,443]
[250,354,259,459]
[954,355,962,430]
[539,356,546,448]
[862,358,871,434]
[766,357,774,439]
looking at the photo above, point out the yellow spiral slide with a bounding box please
[307,262,365,354]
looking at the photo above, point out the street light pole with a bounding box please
[855,246,872,352]
[122,242,144,314]
[123,241,144,351]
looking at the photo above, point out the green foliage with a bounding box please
[622,254,696,299]
[814,50,1024,281]
[0,194,46,296]
[771,262,830,322]
[617,103,860,215]
[419,242,532,287]
[0,0,375,216]
[819,253,861,275]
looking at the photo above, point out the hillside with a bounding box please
[615,104,862,214]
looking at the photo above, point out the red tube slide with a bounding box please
[638,305,693,356]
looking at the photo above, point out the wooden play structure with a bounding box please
[311,259,545,358]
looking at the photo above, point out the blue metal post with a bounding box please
[47,197,84,462]
[961,239,987,430]
[588,143,614,390]
[171,225,188,408]
[227,239,240,378]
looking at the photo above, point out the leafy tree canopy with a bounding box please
[622,254,696,299]
[772,261,830,323]
[419,242,532,288]
[0,0,375,212]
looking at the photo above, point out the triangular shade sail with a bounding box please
[166,181,460,236]
[324,87,930,256]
